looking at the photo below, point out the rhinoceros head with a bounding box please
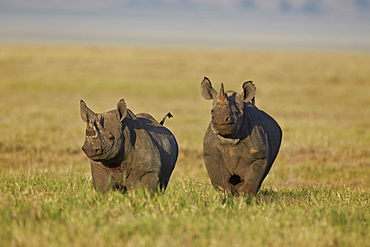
[80,99,128,161]
[200,77,256,138]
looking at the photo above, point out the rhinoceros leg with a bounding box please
[90,162,112,193]
[123,171,160,192]
[90,162,124,193]
[234,158,269,196]
[204,155,234,193]
[140,172,160,192]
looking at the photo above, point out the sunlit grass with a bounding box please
[0,45,369,246]
[0,174,368,247]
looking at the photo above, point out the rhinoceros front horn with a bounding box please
[86,121,98,137]
[217,83,228,105]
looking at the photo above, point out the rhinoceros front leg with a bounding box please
[90,162,124,193]
[90,162,112,193]
[204,155,233,193]
[234,158,269,196]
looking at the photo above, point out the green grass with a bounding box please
[0,175,368,247]
[0,45,369,246]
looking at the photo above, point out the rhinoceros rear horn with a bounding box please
[220,83,225,95]
[242,81,256,103]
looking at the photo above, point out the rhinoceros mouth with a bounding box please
[212,121,235,126]
[87,145,115,161]
[212,123,236,129]
[87,153,107,160]
[212,123,237,138]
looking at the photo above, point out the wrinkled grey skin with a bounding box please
[201,77,282,196]
[80,99,178,193]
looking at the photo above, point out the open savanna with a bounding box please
[0,45,369,246]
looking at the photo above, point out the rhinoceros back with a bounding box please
[135,114,179,190]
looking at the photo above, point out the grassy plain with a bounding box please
[0,45,369,246]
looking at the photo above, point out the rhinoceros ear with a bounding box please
[80,100,98,123]
[201,77,217,100]
[117,99,127,121]
[241,81,256,103]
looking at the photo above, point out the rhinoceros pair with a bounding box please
[80,77,282,196]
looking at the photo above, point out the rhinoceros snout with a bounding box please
[82,146,102,157]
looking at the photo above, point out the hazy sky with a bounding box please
[1,0,369,51]
[2,0,370,15]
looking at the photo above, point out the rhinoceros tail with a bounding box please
[160,112,173,125]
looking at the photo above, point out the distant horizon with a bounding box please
[1,0,369,52]
[2,0,370,17]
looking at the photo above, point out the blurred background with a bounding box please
[1,0,370,51]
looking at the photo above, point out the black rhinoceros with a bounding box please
[200,77,282,196]
[80,99,178,193]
